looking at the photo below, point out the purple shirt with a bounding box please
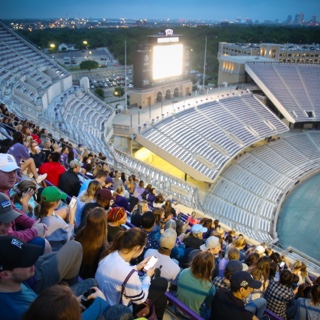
[7,143,30,166]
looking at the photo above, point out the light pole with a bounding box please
[83,40,88,59]
[49,43,55,59]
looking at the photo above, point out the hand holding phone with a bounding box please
[143,256,158,272]
[69,196,77,208]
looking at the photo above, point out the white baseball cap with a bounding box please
[0,154,19,172]
[191,224,207,234]
[200,236,221,251]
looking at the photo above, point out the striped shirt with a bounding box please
[95,251,151,306]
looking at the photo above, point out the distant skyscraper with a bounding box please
[285,15,292,24]
[311,15,318,23]
[294,12,304,25]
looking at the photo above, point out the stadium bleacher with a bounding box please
[142,94,289,181]
[246,63,320,122]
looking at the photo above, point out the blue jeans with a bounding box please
[245,297,267,319]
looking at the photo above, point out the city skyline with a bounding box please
[1,0,319,22]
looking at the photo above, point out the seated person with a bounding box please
[0,235,84,319]
[113,186,130,212]
[35,186,76,251]
[210,271,263,320]
[7,132,46,184]
[294,284,320,319]
[58,159,82,198]
[75,207,109,279]
[144,228,181,289]
[10,180,38,217]
[183,224,207,250]
[177,251,216,319]
[75,180,102,227]
[77,188,113,231]
[23,284,109,320]
[29,140,45,168]
[38,152,66,186]
[0,191,48,252]
[264,269,296,319]
[107,207,127,242]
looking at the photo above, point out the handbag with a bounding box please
[120,269,157,320]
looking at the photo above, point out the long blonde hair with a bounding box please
[80,180,101,203]
[113,186,124,197]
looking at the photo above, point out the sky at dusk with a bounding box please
[1,0,319,21]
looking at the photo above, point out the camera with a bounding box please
[81,288,96,308]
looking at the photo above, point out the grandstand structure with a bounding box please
[1,21,320,271]
[140,94,288,182]
[0,22,71,121]
[246,62,320,124]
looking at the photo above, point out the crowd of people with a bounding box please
[1,102,320,320]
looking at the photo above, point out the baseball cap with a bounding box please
[160,228,177,251]
[200,236,220,251]
[255,245,266,255]
[0,154,20,172]
[164,219,176,230]
[191,224,207,235]
[40,186,67,202]
[0,236,43,271]
[69,159,83,169]
[96,188,114,200]
[231,271,262,290]
[106,176,113,184]
[0,193,21,223]
[226,260,247,274]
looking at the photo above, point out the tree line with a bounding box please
[18,24,319,83]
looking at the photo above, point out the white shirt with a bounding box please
[144,249,180,286]
[95,251,151,306]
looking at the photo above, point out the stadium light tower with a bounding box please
[83,40,89,59]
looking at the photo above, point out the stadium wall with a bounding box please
[245,64,295,123]
[41,75,73,109]
[134,131,214,183]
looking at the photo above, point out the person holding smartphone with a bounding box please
[95,228,168,319]
[34,186,76,251]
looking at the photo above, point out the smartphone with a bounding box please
[279,262,285,268]
[69,196,77,208]
[144,256,158,271]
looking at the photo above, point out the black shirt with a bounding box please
[58,169,81,198]
[210,288,253,320]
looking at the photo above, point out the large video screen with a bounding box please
[152,43,183,80]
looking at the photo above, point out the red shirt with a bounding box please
[39,161,66,186]
[31,133,41,145]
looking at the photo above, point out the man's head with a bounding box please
[141,211,155,230]
[279,269,293,287]
[0,236,43,284]
[230,271,261,298]
[200,236,221,255]
[69,159,82,173]
[224,260,248,280]
[0,154,19,190]
[0,193,21,235]
[160,228,177,252]
[49,152,61,163]
[191,224,207,238]
[95,188,114,208]
[95,170,107,186]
